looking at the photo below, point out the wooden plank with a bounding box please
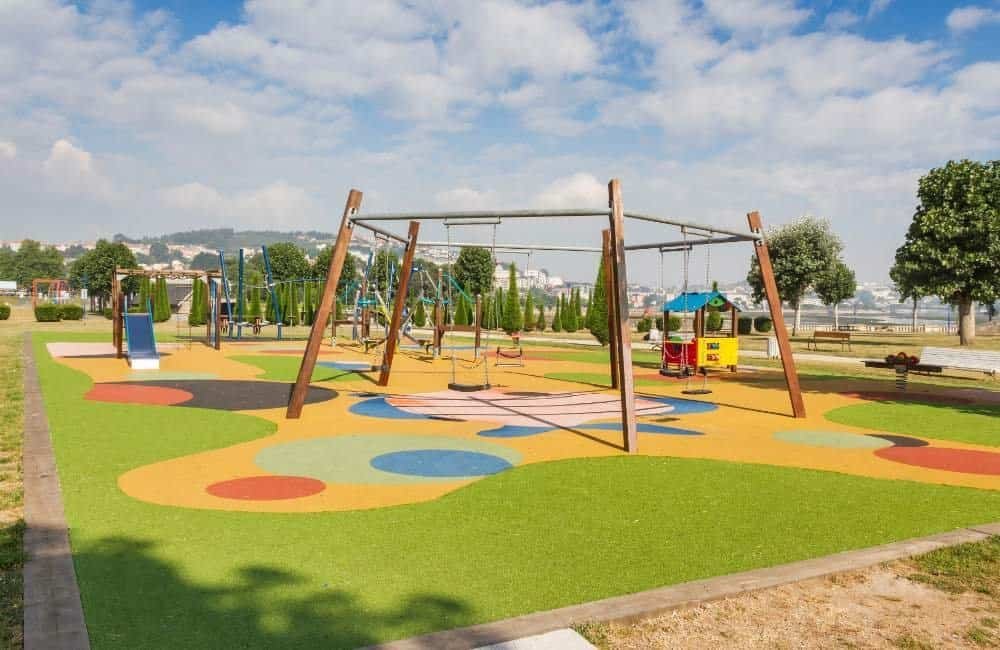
[213,279,221,350]
[287,189,362,418]
[602,229,619,389]
[748,211,806,418]
[378,221,421,386]
[474,294,482,357]
[112,275,122,358]
[608,180,638,452]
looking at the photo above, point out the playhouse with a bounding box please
[661,290,740,376]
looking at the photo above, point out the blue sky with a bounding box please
[1,0,998,283]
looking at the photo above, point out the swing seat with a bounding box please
[495,346,524,367]
[448,382,491,392]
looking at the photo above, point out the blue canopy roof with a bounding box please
[662,291,736,312]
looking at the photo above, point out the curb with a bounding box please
[366,522,1000,650]
[21,333,90,650]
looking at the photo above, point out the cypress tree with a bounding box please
[584,287,593,330]
[566,291,579,333]
[188,279,202,326]
[153,277,170,322]
[536,304,545,331]
[523,291,535,332]
[137,276,150,312]
[414,299,427,327]
[455,293,470,326]
[552,300,562,332]
[502,262,522,334]
[248,286,263,320]
[574,288,583,321]
[303,281,314,325]
[266,285,277,323]
[558,294,569,331]
[495,287,504,323]
[588,257,610,345]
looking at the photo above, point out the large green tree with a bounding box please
[452,247,494,297]
[312,246,359,297]
[0,246,15,281]
[814,260,857,330]
[189,251,219,271]
[890,160,1000,345]
[265,242,311,282]
[67,240,138,310]
[12,239,64,288]
[588,258,610,345]
[747,217,842,335]
[501,263,522,334]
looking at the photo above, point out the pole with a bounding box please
[608,180,638,452]
[378,221,420,386]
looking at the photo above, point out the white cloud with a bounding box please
[434,188,498,210]
[947,5,1000,32]
[158,180,316,229]
[42,139,115,200]
[0,141,16,159]
[173,102,249,135]
[702,0,811,37]
[867,0,893,19]
[824,10,860,30]
[535,173,606,208]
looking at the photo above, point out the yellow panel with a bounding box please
[697,337,739,367]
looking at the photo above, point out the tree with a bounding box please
[266,242,310,282]
[188,279,203,326]
[746,217,842,335]
[454,293,471,326]
[189,252,219,271]
[564,291,579,332]
[452,247,494,297]
[303,281,314,325]
[149,242,171,264]
[313,246,359,297]
[536,304,546,331]
[523,291,535,332]
[369,249,400,298]
[413,299,427,327]
[551,299,562,332]
[502,263,522,334]
[815,260,856,330]
[574,288,583,321]
[890,160,1000,345]
[153,277,170,322]
[248,286,263,320]
[588,257,610,345]
[12,239,64,288]
[67,240,137,310]
[137,277,151,311]
[0,247,15,280]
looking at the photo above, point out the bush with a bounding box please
[0,304,9,321]
[103,307,113,320]
[706,311,723,332]
[665,315,681,332]
[754,316,773,333]
[636,317,652,333]
[737,316,753,335]
[60,304,84,320]
[34,302,62,322]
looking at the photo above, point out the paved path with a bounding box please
[22,334,90,650]
[367,522,1000,650]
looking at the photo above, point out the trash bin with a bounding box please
[767,337,780,359]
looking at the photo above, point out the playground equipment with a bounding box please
[287,180,806,454]
[660,291,741,378]
[123,299,159,369]
[218,247,285,340]
[31,278,68,308]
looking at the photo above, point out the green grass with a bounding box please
[0,332,24,650]
[825,401,1000,447]
[543,371,666,388]
[908,536,1000,596]
[28,331,1000,648]
[230,355,373,383]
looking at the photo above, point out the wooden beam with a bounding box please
[214,280,221,351]
[748,211,806,418]
[287,189,362,418]
[378,221,420,386]
[608,180,638,453]
[602,229,619,389]
[435,268,444,357]
[113,275,123,358]
[474,294,482,357]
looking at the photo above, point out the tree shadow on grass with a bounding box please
[74,536,470,649]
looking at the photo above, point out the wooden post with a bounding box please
[205,273,212,343]
[748,211,806,418]
[435,268,444,356]
[213,278,222,351]
[378,221,420,386]
[608,180,638,453]
[287,189,362,418]
[474,294,482,357]
[730,304,738,372]
[113,272,123,358]
[360,277,370,340]
[602,229,619,389]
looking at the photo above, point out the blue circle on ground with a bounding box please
[370,449,513,478]
[645,396,718,414]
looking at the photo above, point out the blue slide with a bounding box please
[124,311,160,369]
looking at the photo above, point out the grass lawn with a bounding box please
[825,401,1000,447]
[29,331,1000,648]
[0,332,24,649]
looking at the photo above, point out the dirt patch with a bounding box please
[586,559,999,649]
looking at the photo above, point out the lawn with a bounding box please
[825,401,1000,447]
[30,332,1000,648]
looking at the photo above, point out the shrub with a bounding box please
[706,311,723,332]
[737,316,753,335]
[636,317,652,333]
[34,302,62,322]
[60,304,84,320]
[103,307,113,320]
[754,316,773,333]
[665,315,681,332]
[0,304,9,320]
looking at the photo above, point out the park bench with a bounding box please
[918,347,1000,377]
[807,330,851,352]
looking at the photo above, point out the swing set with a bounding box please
[287,180,807,454]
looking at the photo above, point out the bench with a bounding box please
[807,330,851,351]
[918,347,1000,377]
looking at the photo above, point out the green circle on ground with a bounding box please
[773,430,893,449]
[254,435,523,485]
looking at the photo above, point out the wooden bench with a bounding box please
[918,347,1000,377]
[807,330,851,351]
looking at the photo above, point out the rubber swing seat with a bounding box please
[448,383,491,392]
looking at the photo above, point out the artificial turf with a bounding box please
[825,401,1000,447]
[231,355,373,384]
[31,333,1000,648]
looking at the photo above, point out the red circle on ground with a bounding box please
[206,476,326,500]
[85,383,193,406]
[875,446,1000,476]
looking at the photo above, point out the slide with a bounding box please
[124,312,160,370]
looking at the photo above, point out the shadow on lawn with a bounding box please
[75,536,469,649]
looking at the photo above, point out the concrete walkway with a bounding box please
[21,334,90,650]
[368,522,1000,650]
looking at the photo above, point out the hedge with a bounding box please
[0,304,9,321]
[34,303,62,322]
[103,308,114,320]
[754,316,773,333]
[737,316,753,335]
[706,311,723,332]
[60,304,84,320]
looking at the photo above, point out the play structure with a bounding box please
[123,302,159,369]
[660,291,741,383]
[286,179,806,453]
[31,278,68,308]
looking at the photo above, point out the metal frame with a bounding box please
[286,179,806,448]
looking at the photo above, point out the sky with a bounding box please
[0,0,998,285]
